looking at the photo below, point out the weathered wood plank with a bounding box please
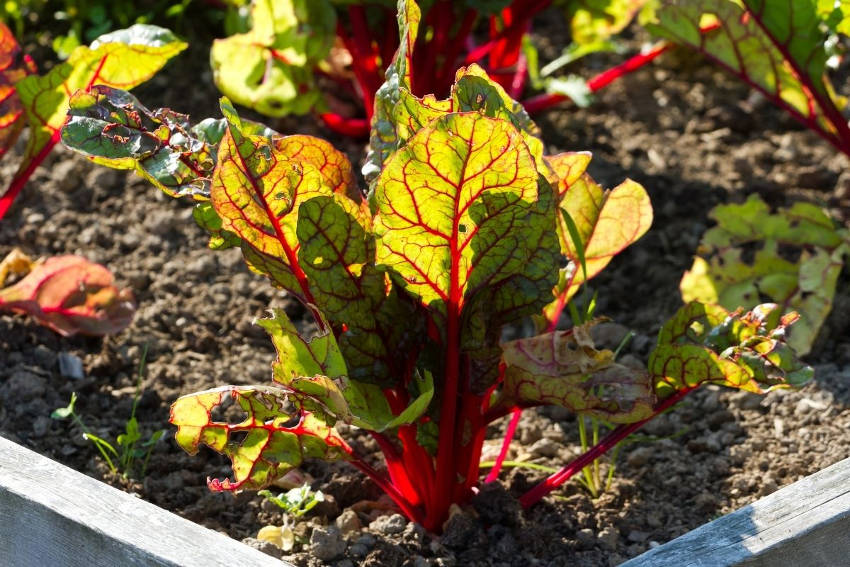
[622,456,850,566]
[0,435,288,567]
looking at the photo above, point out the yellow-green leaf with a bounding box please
[680,194,848,354]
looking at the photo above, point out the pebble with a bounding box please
[31,415,51,438]
[628,530,649,543]
[528,438,560,458]
[334,509,361,535]
[310,526,346,561]
[369,513,406,535]
[241,537,282,559]
[576,528,595,547]
[1,370,46,402]
[348,544,369,558]
[58,352,85,380]
[626,447,654,468]
[412,556,431,567]
[597,526,619,550]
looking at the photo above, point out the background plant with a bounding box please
[0,20,186,219]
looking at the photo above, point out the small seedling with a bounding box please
[256,484,325,551]
[51,346,164,479]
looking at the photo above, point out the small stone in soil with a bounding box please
[597,526,619,551]
[440,511,480,550]
[241,537,282,559]
[369,512,407,535]
[628,530,650,543]
[348,544,369,558]
[335,509,361,535]
[576,528,596,548]
[528,437,560,458]
[58,352,85,380]
[310,526,346,561]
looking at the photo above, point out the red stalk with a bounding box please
[336,18,377,120]
[519,387,695,508]
[317,113,369,138]
[370,430,423,507]
[349,457,425,525]
[484,408,522,483]
[522,41,673,114]
[0,129,60,220]
[435,9,477,94]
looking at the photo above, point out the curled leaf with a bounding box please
[8,24,186,203]
[680,194,848,355]
[170,385,351,492]
[649,302,813,398]
[0,254,135,336]
[500,321,655,422]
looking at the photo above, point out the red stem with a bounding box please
[336,18,377,120]
[435,9,477,93]
[522,41,673,114]
[519,387,695,508]
[0,129,61,220]
[317,113,369,138]
[484,408,521,483]
[349,457,425,525]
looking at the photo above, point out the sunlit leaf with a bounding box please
[170,386,351,491]
[0,21,36,159]
[680,194,848,355]
[212,0,336,117]
[649,302,813,397]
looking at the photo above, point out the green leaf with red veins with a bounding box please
[373,112,556,334]
[170,386,351,492]
[680,194,848,355]
[296,194,422,384]
[450,65,545,167]
[545,152,593,199]
[257,309,433,431]
[648,0,850,150]
[0,255,135,336]
[649,302,813,398]
[365,0,422,184]
[8,25,186,199]
[211,0,335,118]
[500,322,655,422]
[544,168,652,320]
[0,22,36,159]
[211,108,335,304]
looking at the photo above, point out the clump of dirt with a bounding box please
[1,14,849,567]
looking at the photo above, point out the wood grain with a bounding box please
[623,456,850,566]
[0,435,288,567]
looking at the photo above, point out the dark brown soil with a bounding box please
[1,18,849,567]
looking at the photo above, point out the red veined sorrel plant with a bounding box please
[0,21,186,220]
[60,1,811,530]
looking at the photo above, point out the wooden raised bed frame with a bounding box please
[0,435,286,567]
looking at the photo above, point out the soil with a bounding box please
[2,16,850,567]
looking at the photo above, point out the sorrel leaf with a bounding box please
[170,386,351,491]
[648,0,850,151]
[373,111,556,331]
[649,302,813,398]
[0,252,135,336]
[212,0,336,117]
[11,25,187,190]
[500,322,655,422]
[0,21,35,159]
[680,194,848,355]
[544,155,652,320]
[259,309,433,431]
